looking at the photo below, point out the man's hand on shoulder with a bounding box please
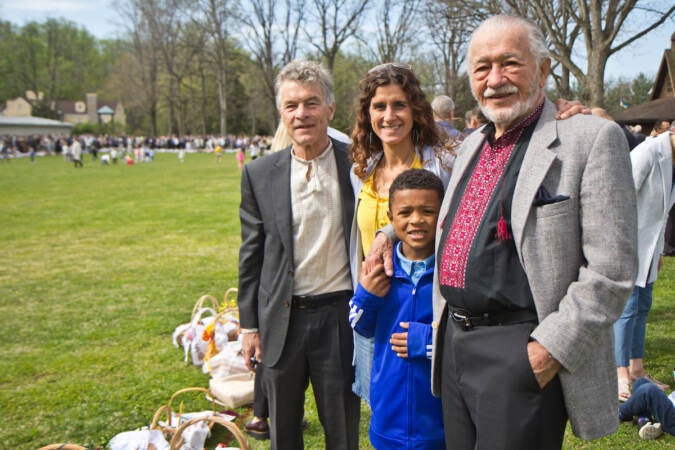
[555,98,591,120]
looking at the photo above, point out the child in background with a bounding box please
[619,376,675,440]
[349,169,445,449]
[236,147,245,170]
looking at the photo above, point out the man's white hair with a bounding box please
[275,60,335,109]
[467,15,550,72]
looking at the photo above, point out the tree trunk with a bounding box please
[585,48,609,108]
[218,73,228,136]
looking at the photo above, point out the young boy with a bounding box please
[349,169,445,449]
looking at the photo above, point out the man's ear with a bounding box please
[329,102,336,122]
[538,58,552,89]
[387,210,393,222]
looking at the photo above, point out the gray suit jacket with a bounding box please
[431,100,638,439]
[237,138,355,367]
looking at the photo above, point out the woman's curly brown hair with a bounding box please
[350,64,454,180]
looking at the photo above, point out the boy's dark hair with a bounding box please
[389,169,445,210]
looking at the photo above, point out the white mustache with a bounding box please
[483,85,519,98]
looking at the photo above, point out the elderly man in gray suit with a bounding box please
[237,60,359,449]
[429,15,637,449]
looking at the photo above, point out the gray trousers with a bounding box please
[440,318,567,450]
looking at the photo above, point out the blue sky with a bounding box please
[1,0,672,82]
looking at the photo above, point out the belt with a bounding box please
[449,308,538,331]
[291,290,353,309]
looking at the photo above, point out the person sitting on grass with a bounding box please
[619,376,675,441]
[349,168,445,449]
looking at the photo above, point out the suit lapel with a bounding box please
[272,148,294,260]
[511,100,558,257]
[333,139,355,252]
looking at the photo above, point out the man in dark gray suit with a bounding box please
[237,60,359,450]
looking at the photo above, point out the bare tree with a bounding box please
[141,0,205,135]
[423,0,481,100]
[238,0,305,123]
[194,0,233,135]
[509,0,674,107]
[307,0,371,72]
[116,0,163,136]
[370,0,421,63]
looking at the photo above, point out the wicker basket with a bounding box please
[169,415,250,450]
[191,294,220,320]
[150,387,217,440]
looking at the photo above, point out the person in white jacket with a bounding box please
[614,129,675,401]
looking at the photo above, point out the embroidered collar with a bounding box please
[482,101,545,146]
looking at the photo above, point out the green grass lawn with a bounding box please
[0,152,672,449]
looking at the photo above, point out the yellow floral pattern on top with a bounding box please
[357,155,422,256]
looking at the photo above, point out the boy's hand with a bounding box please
[360,261,390,297]
[390,322,409,358]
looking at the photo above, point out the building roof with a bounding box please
[0,116,73,136]
[97,105,115,115]
[651,32,675,100]
[613,32,675,125]
[54,100,85,115]
[613,97,675,124]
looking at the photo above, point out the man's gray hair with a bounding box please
[275,60,335,109]
[468,15,550,69]
[431,95,455,119]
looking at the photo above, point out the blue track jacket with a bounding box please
[349,243,445,449]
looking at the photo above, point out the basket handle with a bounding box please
[151,387,216,429]
[169,415,250,450]
[223,288,238,308]
[192,294,219,320]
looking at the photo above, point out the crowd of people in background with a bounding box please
[0,133,275,164]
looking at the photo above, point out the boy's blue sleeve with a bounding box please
[348,283,387,338]
[406,321,433,360]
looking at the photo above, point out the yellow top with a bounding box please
[357,155,422,256]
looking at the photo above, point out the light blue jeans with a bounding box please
[352,332,374,405]
[614,283,653,367]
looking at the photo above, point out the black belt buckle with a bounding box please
[450,310,474,331]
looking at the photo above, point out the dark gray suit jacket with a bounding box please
[237,138,355,367]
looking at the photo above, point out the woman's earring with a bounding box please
[412,128,419,145]
[369,131,373,146]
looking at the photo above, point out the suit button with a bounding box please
[282,300,290,308]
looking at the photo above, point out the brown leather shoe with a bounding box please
[244,418,270,440]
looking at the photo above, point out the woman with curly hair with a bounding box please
[348,62,456,404]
